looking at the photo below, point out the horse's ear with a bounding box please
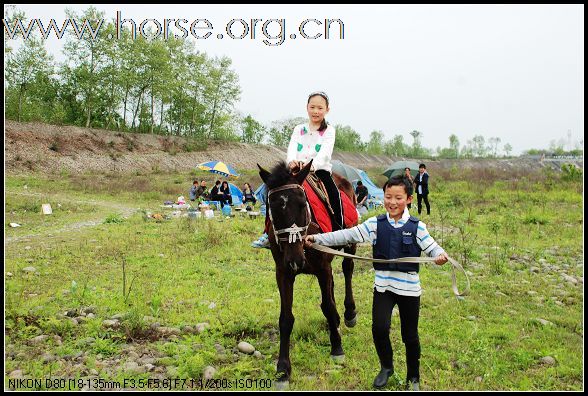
[258,163,271,184]
[295,160,313,185]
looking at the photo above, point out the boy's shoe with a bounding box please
[251,233,270,249]
[373,367,393,389]
[406,377,420,391]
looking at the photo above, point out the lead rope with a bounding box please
[309,243,470,297]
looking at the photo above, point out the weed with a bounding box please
[104,213,124,224]
[561,163,582,181]
[120,308,156,341]
[149,294,163,317]
[121,257,136,305]
[92,337,120,357]
[39,317,76,338]
[49,139,60,152]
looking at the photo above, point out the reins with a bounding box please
[309,243,470,297]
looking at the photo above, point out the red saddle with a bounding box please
[302,180,358,233]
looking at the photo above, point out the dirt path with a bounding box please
[5,191,140,244]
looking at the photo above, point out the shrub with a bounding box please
[104,213,124,224]
[561,163,582,182]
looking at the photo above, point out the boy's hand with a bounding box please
[434,252,449,265]
[304,235,315,248]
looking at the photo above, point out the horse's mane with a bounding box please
[265,161,293,190]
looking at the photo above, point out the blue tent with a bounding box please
[228,183,244,205]
[254,183,267,202]
[254,184,268,216]
[356,170,384,200]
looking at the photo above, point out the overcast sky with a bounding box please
[6,4,584,155]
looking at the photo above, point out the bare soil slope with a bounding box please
[5,120,581,175]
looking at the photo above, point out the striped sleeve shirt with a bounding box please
[313,208,445,297]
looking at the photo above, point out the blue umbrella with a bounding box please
[197,161,240,177]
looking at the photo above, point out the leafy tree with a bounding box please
[409,130,423,157]
[5,37,55,122]
[437,147,458,159]
[366,130,384,155]
[471,135,487,157]
[203,56,241,139]
[333,124,364,151]
[267,117,307,147]
[241,115,265,144]
[488,137,501,157]
[384,134,407,157]
[449,134,460,158]
[503,143,512,157]
[461,144,474,159]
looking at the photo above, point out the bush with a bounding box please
[561,163,582,182]
[104,213,124,224]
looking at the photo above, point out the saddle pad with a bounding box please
[302,180,359,233]
[341,189,358,228]
[303,180,332,233]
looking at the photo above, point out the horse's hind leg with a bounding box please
[317,265,344,360]
[342,244,358,327]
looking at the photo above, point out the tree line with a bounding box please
[5,6,241,140]
[5,6,549,159]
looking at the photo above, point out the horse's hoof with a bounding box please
[344,315,357,328]
[275,381,289,391]
[331,354,345,364]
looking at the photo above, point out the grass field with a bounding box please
[4,168,584,391]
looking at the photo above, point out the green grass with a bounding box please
[4,170,583,391]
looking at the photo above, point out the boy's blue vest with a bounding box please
[373,215,422,272]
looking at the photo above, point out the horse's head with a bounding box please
[258,160,313,272]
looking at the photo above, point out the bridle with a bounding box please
[267,183,311,247]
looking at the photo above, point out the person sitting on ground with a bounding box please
[220,180,233,206]
[189,180,200,202]
[210,180,230,208]
[355,180,369,209]
[197,180,209,200]
[242,183,257,206]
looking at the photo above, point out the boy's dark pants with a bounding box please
[372,289,421,380]
[417,193,430,215]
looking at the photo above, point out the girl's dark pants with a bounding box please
[315,169,343,231]
[372,289,421,381]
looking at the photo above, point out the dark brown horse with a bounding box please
[258,160,358,387]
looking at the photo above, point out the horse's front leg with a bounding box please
[317,264,344,361]
[342,243,358,327]
[276,268,296,386]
